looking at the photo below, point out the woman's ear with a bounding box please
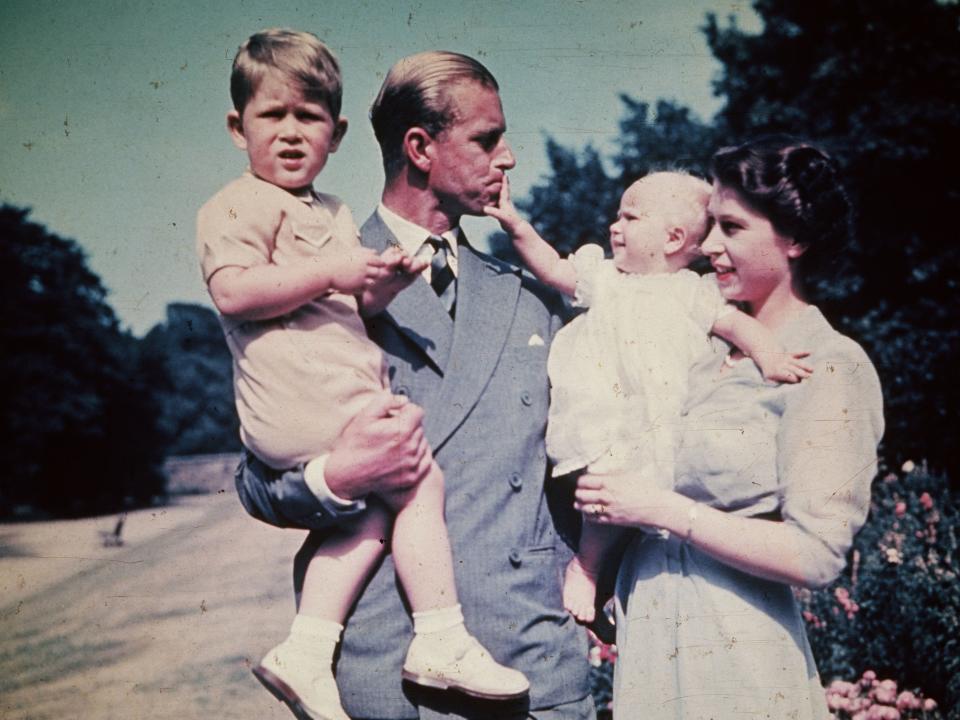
[227,110,247,151]
[403,127,433,173]
[786,239,808,259]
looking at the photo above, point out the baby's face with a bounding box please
[228,70,347,192]
[608,184,670,274]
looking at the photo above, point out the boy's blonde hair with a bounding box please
[231,28,342,118]
[631,171,712,259]
[369,51,498,178]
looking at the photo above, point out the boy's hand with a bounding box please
[359,246,427,316]
[330,247,386,295]
[754,349,813,384]
[483,176,530,237]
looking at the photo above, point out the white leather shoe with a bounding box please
[252,641,349,720]
[401,634,530,700]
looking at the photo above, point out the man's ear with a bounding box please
[403,127,433,173]
[663,226,688,257]
[227,110,247,151]
[329,117,349,153]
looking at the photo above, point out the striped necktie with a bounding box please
[427,235,456,317]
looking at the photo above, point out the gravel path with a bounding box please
[0,493,312,719]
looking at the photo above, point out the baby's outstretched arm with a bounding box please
[359,246,429,316]
[712,309,813,383]
[484,178,577,297]
[207,247,385,321]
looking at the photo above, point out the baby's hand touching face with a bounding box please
[483,176,525,235]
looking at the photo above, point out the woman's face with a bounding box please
[701,182,804,311]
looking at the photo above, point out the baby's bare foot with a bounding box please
[563,557,598,624]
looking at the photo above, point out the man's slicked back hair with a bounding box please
[370,51,499,177]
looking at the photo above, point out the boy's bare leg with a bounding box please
[298,505,391,620]
[385,461,530,699]
[383,460,457,610]
[564,521,624,624]
[255,508,391,720]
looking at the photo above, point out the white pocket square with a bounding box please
[528,333,545,347]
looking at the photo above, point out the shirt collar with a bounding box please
[376,202,460,259]
[244,169,316,205]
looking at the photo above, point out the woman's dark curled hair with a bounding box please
[711,135,853,293]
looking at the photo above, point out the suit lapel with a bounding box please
[360,213,453,373]
[423,241,520,449]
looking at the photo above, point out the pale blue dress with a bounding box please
[613,306,884,719]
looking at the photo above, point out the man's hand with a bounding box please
[324,392,432,500]
[360,246,429,316]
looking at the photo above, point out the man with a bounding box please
[240,51,593,720]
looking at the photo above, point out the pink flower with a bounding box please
[923,698,938,711]
[919,492,934,511]
[861,670,877,687]
[874,679,898,704]
[894,501,907,518]
[895,690,919,710]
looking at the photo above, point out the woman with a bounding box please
[575,137,884,718]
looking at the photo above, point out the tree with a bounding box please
[705,0,960,476]
[139,303,240,457]
[0,206,165,517]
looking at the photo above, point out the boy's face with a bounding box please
[608,182,671,274]
[227,70,347,192]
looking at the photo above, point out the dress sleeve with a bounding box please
[776,335,885,585]
[196,183,283,282]
[570,243,607,308]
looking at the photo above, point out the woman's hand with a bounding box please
[574,472,688,528]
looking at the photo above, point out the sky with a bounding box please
[1,0,759,335]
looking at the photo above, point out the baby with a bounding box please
[486,172,812,623]
[196,29,527,720]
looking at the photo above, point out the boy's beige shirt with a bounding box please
[197,172,385,469]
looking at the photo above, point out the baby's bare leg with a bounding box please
[565,521,623,624]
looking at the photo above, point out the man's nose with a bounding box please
[496,139,516,170]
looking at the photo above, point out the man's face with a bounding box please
[425,81,516,218]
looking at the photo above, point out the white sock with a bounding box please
[285,615,343,666]
[412,603,464,634]
[411,604,472,655]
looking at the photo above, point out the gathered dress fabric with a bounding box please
[613,306,884,719]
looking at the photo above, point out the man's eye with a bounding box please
[721,221,740,234]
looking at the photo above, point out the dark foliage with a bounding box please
[0,206,165,517]
[139,303,239,456]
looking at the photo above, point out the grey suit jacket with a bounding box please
[334,212,590,719]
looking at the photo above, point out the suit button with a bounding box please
[520,391,532,406]
[509,550,522,567]
[396,386,409,397]
[509,474,523,491]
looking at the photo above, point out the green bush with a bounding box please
[798,464,959,718]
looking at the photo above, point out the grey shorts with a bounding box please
[234,449,362,531]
